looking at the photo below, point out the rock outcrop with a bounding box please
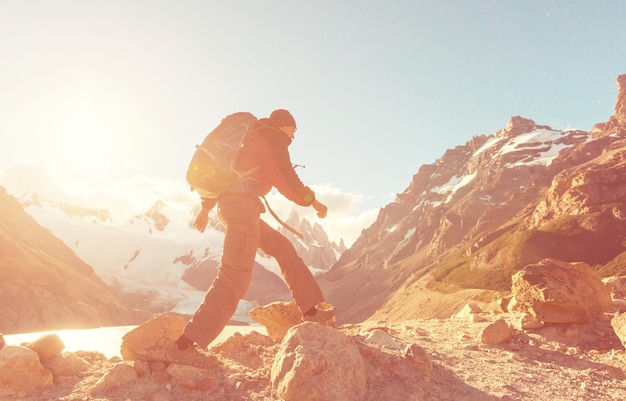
[248,301,303,341]
[120,313,185,362]
[0,345,54,397]
[592,74,626,137]
[511,259,612,323]
[271,323,366,401]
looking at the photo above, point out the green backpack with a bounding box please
[186,112,258,198]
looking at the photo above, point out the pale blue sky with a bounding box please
[1,0,625,217]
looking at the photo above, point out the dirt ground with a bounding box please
[4,309,626,401]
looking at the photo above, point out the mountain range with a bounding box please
[1,74,625,333]
[0,183,345,333]
[321,73,626,323]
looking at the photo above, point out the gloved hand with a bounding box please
[312,199,328,219]
[194,208,210,233]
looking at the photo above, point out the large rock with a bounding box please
[249,301,303,342]
[271,322,366,401]
[511,258,611,323]
[121,313,185,361]
[25,333,65,362]
[480,319,512,345]
[0,345,54,397]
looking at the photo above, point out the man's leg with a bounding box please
[182,195,261,348]
[258,220,324,315]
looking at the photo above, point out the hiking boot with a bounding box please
[303,302,336,328]
[165,343,219,369]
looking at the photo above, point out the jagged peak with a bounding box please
[496,116,540,139]
[285,211,300,226]
[592,73,626,138]
[149,199,166,211]
[138,199,170,232]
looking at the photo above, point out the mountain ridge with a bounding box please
[0,187,149,333]
[322,73,626,324]
[4,189,344,327]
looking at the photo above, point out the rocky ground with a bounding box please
[2,308,626,401]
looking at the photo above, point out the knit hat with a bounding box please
[269,109,296,127]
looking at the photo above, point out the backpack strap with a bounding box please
[261,195,304,239]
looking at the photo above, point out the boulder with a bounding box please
[480,319,512,345]
[511,259,611,323]
[25,333,65,362]
[44,351,90,378]
[0,345,53,397]
[121,313,185,361]
[271,322,366,401]
[249,301,303,341]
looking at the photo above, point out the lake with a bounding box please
[3,324,268,358]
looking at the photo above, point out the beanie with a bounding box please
[269,109,296,127]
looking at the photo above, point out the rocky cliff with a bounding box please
[322,74,626,324]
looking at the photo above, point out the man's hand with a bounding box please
[312,199,328,219]
[194,208,210,233]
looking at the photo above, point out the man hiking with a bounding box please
[167,109,334,368]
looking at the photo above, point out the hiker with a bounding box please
[167,109,334,368]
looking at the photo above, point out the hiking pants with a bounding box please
[183,193,325,348]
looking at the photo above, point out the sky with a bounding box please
[1,1,625,245]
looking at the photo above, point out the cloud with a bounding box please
[0,160,379,246]
[0,159,198,214]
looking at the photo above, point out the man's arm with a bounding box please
[264,134,316,206]
[194,197,217,233]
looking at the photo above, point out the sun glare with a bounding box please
[59,114,111,171]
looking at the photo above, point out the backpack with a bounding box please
[186,112,258,198]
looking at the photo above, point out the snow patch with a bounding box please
[431,173,477,203]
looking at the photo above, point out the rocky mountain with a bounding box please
[277,212,347,274]
[0,187,149,333]
[11,190,343,321]
[322,74,626,324]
